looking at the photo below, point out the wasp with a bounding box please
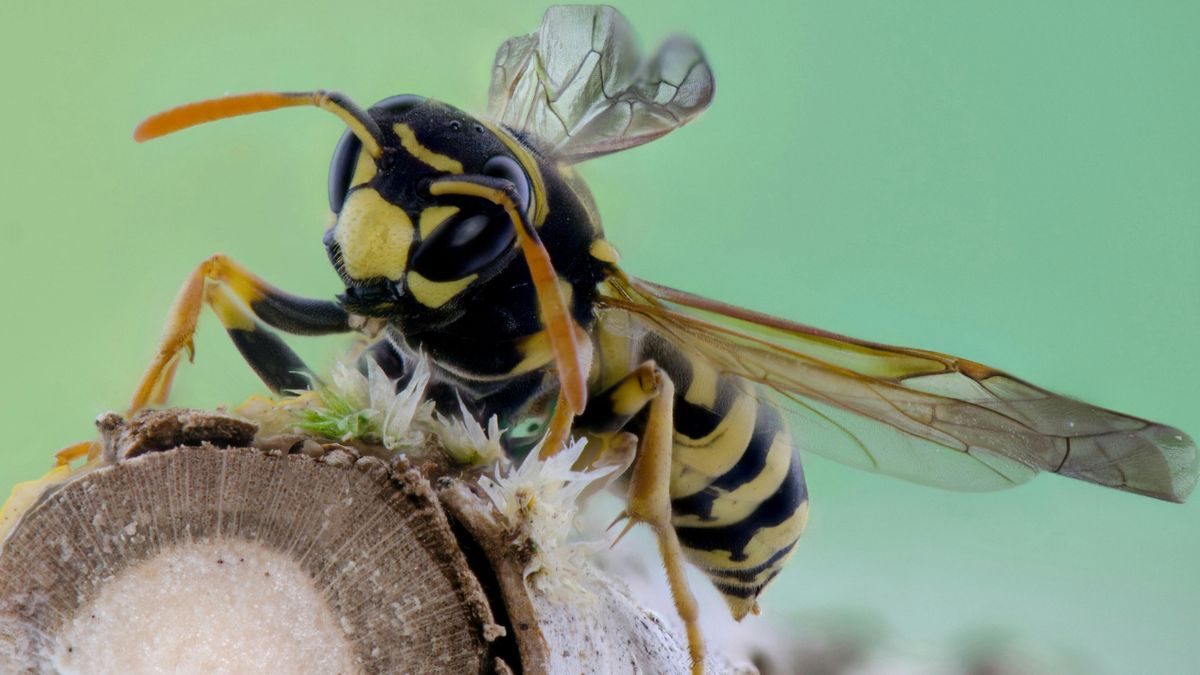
[103,6,1197,674]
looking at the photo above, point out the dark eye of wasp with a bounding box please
[327,130,361,212]
[411,206,516,282]
[482,155,532,214]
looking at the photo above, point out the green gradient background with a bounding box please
[2,1,1197,671]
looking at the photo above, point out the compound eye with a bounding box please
[482,155,532,214]
[327,129,361,212]
[411,207,516,282]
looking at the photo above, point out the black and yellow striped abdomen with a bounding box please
[637,333,810,619]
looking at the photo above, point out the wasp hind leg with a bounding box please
[581,362,706,675]
[128,253,352,414]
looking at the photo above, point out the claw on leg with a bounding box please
[606,510,638,549]
[128,257,218,415]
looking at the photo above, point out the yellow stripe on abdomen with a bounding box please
[627,331,810,619]
[668,377,809,620]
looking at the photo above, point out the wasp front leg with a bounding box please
[576,361,706,675]
[128,253,353,413]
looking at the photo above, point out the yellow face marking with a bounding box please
[406,271,477,309]
[335,189,414,281]
[351,149,377,188]
[393,123,463,174]
[480,120,549,226]
[589,239,620,265]
[418,205,461,238]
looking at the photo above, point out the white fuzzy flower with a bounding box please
[292,354,434,450]
[478,437,629,589]
[326,360,371,412]
[426,395,506,466]
[374,358,435,450]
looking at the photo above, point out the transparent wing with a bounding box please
[487,5,715,163]
[599,275,1198,502]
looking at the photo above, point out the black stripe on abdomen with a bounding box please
[712,567,784,599]
[671,401,782,521]
[704,542,797,583]
[674,453,807,562]
[673,377,740,439]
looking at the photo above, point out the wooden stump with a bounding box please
[0,410,751,674]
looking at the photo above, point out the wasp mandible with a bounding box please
[116,6,1197,674]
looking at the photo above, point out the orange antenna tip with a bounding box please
[133,92,314,142]
[132,90,382,156]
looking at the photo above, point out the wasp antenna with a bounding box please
[134,90,383,157]
[312,92,384,158]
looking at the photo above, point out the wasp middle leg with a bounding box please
[129,253,353,413]
[573,361,707,675]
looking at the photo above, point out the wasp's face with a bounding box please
[325,95,539,321]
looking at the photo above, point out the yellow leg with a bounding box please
[4,440,102,542]
[54,440,100,468]
[0,465,72,542]
[539,391,574,458]
[149,352,183,406]
[539,323,595,459]
[610,366,706,675]
[128,253,351,414]
[129,254,255,413]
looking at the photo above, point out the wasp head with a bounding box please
[135,89,596,407]
[324,95,538,324]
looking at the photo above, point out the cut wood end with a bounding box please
[0,409,757,674]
